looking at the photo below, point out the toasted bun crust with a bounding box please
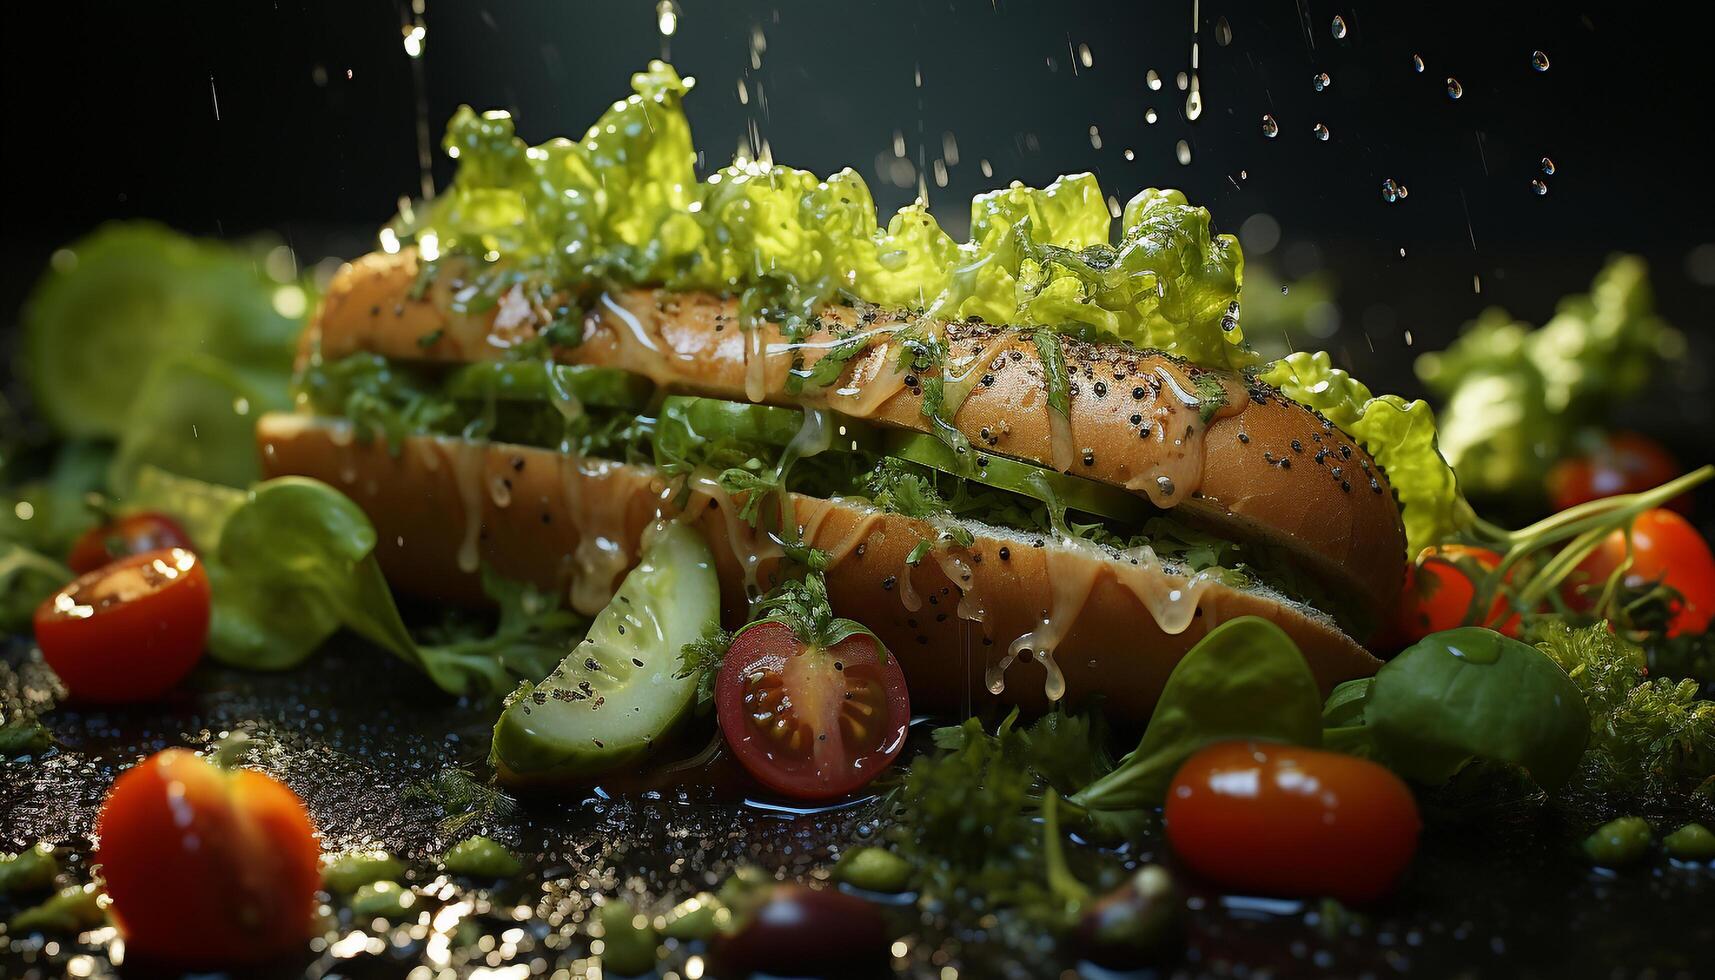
[308,248,1405,635]
[258,414,1382,720]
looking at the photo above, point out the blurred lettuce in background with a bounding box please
[1416,256,1683,501]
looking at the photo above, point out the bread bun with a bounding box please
[259,414,1383,720]
[305,248,1406,634]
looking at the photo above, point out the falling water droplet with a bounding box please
[1446,77,1464,99]
[1124,148,1135,160]
[1175,71,1189,91]
[1331,15,1348,39]
[656,0,679,37]
[1313,72,1332,92]
[1540,156,1556,175]
[1215,17,1233,46]
[1146,69,1162,91]
[1261,114,1279,138]
[1175,140,1192,165]
[1532,50,1550,71]
[1145,108,1159,124]
[1280,285,1290,295]
[1313,123,1331,141]
[1381,178,1409,203]
[1412,53,1425,73]
[1187,88,1204,120]
[1531,179,1549,196]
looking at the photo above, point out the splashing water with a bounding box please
[1381,178,1410,203]
[1312,122,1331,141]
[1313,72,1332,92]
[1540,156,1556,175]
[1531,179,1549,196]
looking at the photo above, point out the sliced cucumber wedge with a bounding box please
[490,521,719,786]
[884,432,1154,525]
[445,362,653,410]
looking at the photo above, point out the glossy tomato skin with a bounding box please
[67,512,194,575]
[34,547,209,703]
[1384,545,1516,650]
[1165,741,1421,903]
[714,884,889,976]
[96,748,321,965]
[1575,509,1715,636]
[1547,433,1686,514]
[715,621,910,801]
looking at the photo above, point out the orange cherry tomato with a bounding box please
[33,547,209,703]
[1547,433,1687,515]
[1573,509,1715,637]
[96,747,321,966]
[67,511,194,575]
[1384,545,1517,649]
[1165,741,1421,903]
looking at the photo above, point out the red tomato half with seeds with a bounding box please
[67,511,194,575]
[1165,741,1421,903]
[97,747,321,965]
[715,621,910,801]
[34,547,209,703]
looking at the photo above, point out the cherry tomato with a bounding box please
[1384,545,1517,649]
[1165,741,1421,903]
[715,621,910,801]
[33,547,209,703]
[67,511,194,575]
[1547,433,1686,515]
[1573,509,1715,637]
[96,747,321,965]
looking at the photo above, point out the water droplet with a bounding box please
[1531,179,1549,196]
[1313,72,1332,92]
[1215,17,1233,46]
[1261,114,1279,138]
[1446,77,1463,99]
[1175,140,1192,165]
[1186,88,1204,120]
[1380,177,1409,203]
[1280,285,1290,295]
[1412,53,1425,73]
[1176,71,1189,91]
[1145,108,1159,124]
[1532,50,1550,71]
[1146,69,1162,90]
[1331,15,1348,39]
[1540,156,1556,175]
[1313,122,1331,141]
[1124,148,1135,160]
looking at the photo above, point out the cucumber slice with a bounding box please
[490,521,719,785]
[445,362,653,410]
[884,432,1154,525]
[657,396,881,454]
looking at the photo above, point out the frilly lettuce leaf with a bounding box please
[1260,351,1471,554]
[404,62,1249,369]
[1415,256,1679,498]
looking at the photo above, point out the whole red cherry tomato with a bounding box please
[1384,545,1518,650]
[1573,509,1715,636]
[67,511,194,575]
[1165,741,1421,903]
[1547,433,1687,515]
[96,746,321,965]
[34,547,209,703]
[715,621,910,801]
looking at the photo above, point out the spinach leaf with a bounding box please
[1359,627,1588,792]
[1070,617,1323,811]
[109,353,270,497]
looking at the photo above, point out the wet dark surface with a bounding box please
[3,636,1713,980]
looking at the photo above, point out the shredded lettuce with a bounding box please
[1260,351,1471,555]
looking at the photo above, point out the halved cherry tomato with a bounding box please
[96,747,321,965]
[1384,544,1517,650]
[34,547,209,703]
[1165,741,1421,903]
[715,621,910,801]
[1547,433,1687,515]
[1572,509,1715,637]
[67,511,194,575]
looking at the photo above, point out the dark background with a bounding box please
[3,0,1712,413]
